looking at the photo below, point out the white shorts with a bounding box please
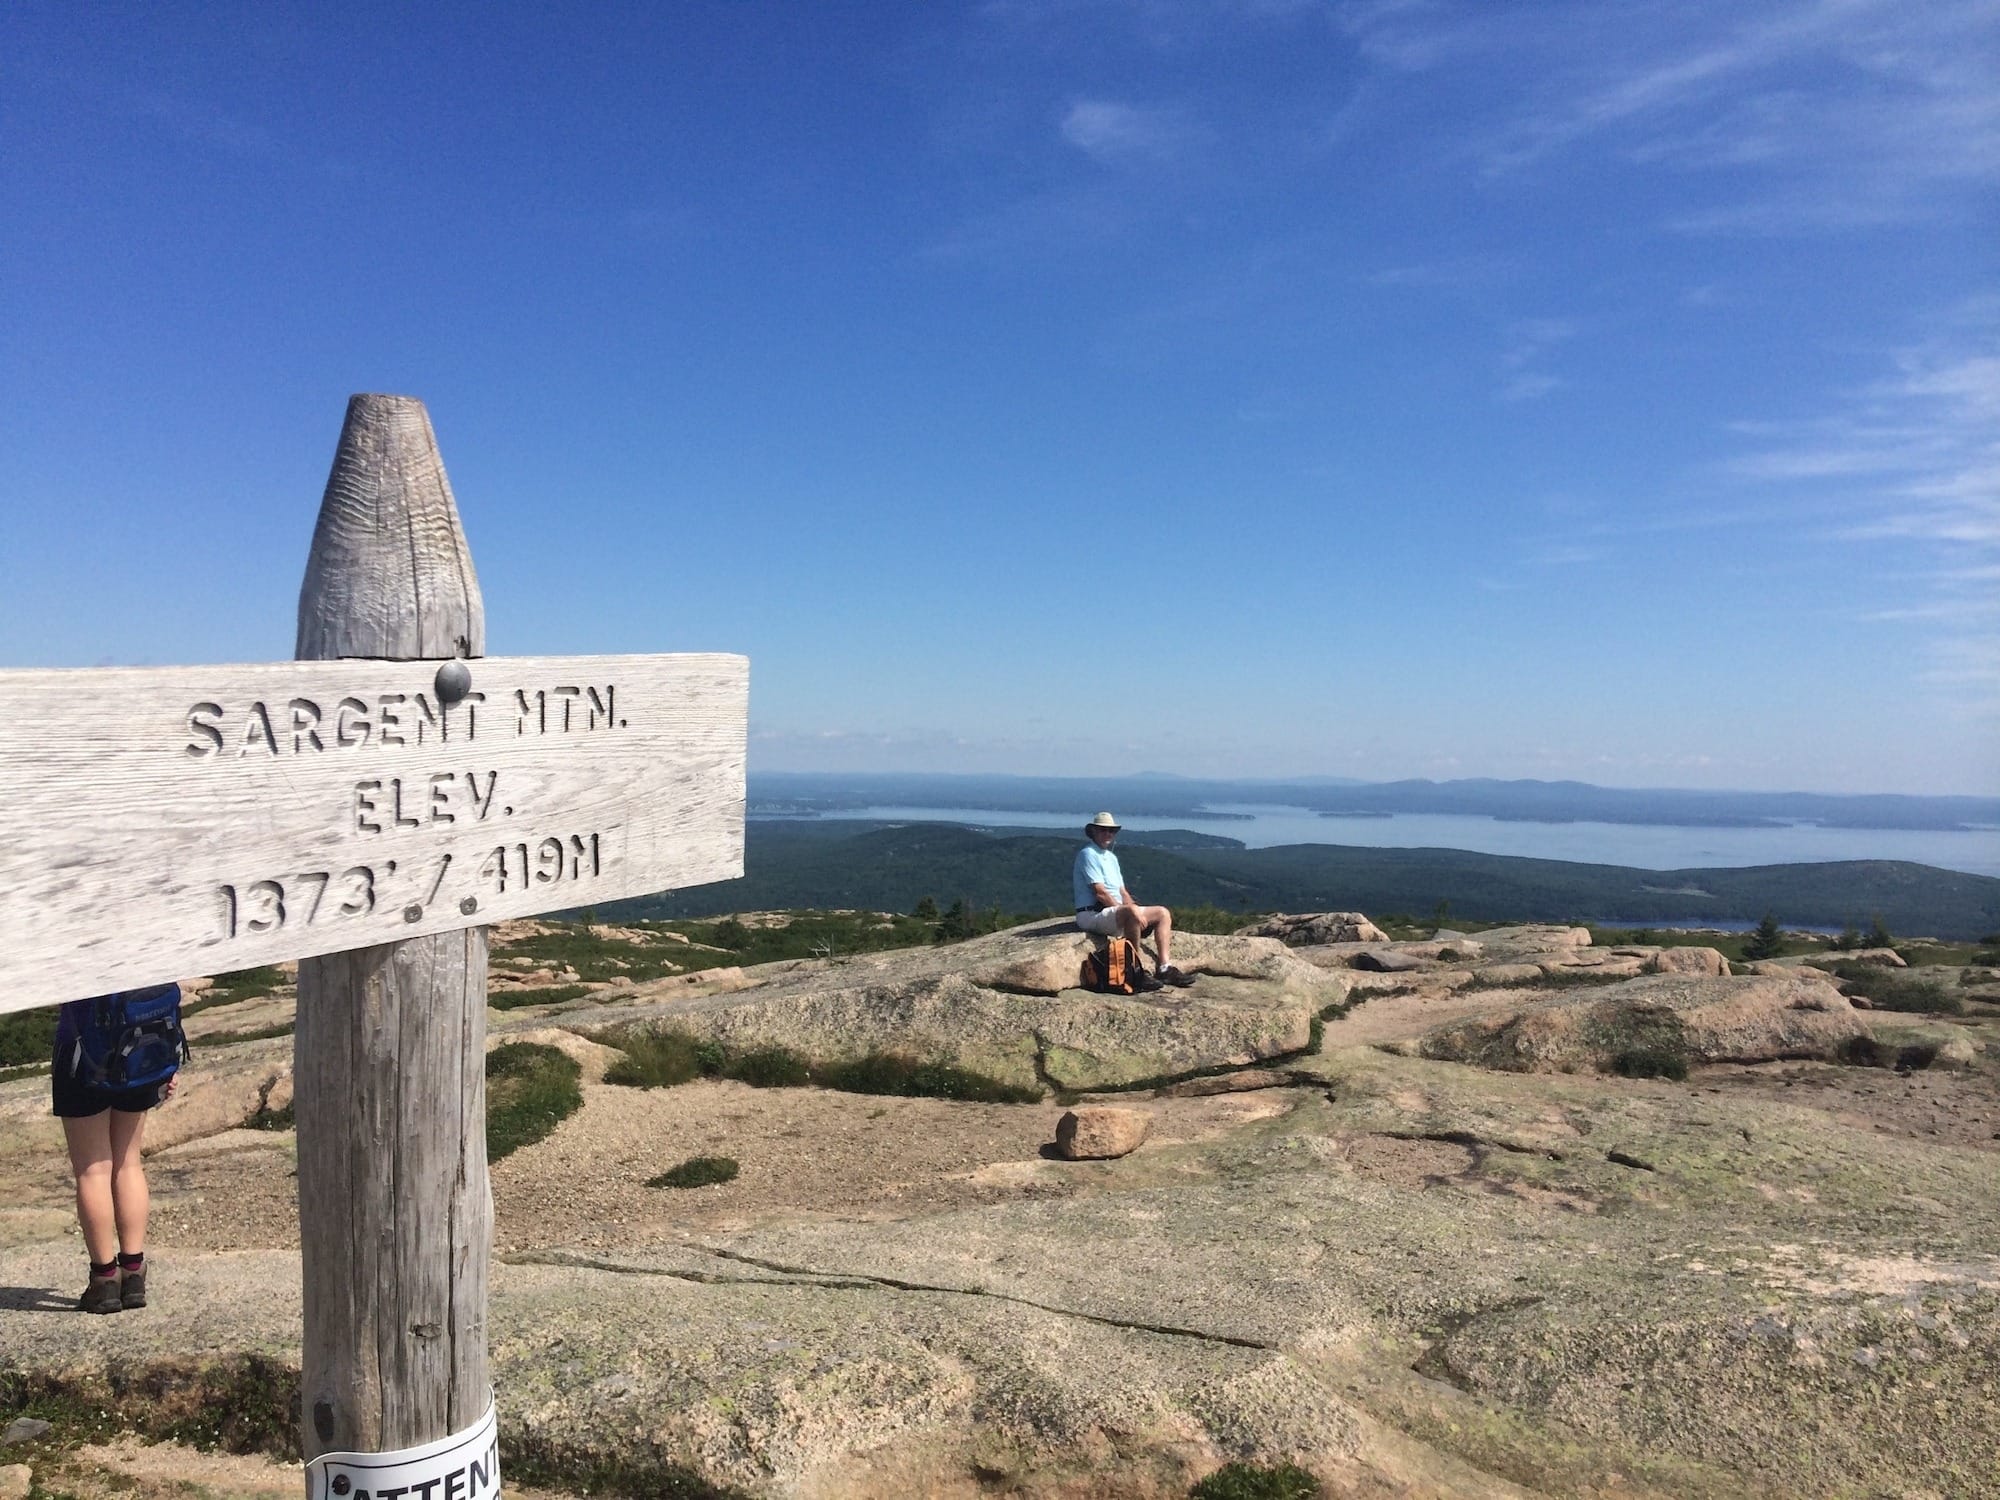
[1075,907,1124,936]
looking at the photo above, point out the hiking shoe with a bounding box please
[1156,966,1196,988]
[78,1274,122,1315]
[120,1266,147,1310]
[1130,969,1165,993]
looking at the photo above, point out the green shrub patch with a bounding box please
[184,965,293,1014]
[200,1021,296,1047]
[813,1052,1040,1103]
[649,1155,740,1189]
[601,1026,1041,1103]
[603,1029,714,1089]
[728,1045,813,1088]
[1189,1461,1322,1500]
[0,1009,57,1069]
[486,1042,584,1162]
[489,983,597,1012]
[1613,1046,1690,1081]
[1828,963,1962,1015]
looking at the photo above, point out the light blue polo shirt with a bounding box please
[1073,843,1124,909]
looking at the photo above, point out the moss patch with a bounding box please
[0,1356,300,1460]
[486,1042,584,1161]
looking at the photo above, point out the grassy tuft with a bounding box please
[486,1042,584,1162]
[649,1155,740,1189]
[1190,1462,1323,1500]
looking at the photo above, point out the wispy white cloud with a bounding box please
[1336,0,2000,231]
[1495,316,1576,402]
[1498,372,1562,403]
[1059,98,1203,163]
[1334,0,1478,73]
[1531,544,1601,567]
[1365,255,1506,289]
[1729,298,2000,701]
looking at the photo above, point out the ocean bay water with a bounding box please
[810,803,2000,880]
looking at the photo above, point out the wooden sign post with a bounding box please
[294,394,493,1472]
[0,394,747,1494]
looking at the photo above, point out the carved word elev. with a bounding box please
[184,685,621,758]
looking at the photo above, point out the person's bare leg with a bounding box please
[108,1109,150,1257]
[1116,906,1145,946]
[62,1114,117,1265]
[1145,906,1174,968]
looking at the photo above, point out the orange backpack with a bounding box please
[1080,937,1143,994]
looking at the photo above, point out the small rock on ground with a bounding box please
[1055,1106,1151,1159]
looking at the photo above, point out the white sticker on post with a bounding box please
[307,1399,500,1499]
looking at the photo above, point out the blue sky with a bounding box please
[4,1,1995,795]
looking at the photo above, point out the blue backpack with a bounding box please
[71,984,190,1092]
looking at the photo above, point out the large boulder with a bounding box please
[1236,912,1389,946]
[1414,970,1867,1074]
[1465,925,1593,953]
[1646,947,1730,977]
[573,923,1337,1092]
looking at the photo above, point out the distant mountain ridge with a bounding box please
[611,820,2000,941]
[751,772,1999,833]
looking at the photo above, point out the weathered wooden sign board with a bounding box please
[0,650,746,1012]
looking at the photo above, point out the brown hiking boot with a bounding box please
[1156,965,1196,988]
[120,1266,147,1310]
[78,1273,121,1315]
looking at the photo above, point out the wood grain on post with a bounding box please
[295,394,491,1461]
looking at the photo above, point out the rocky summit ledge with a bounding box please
[565,922,1342,1092]
[0,917,1996,1498]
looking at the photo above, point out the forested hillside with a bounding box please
[605,820,2000,939]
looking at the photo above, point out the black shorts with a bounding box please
[51,1064,165,1119]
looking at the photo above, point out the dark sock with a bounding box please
[118,1252,145,1273]
[90,1259,118,1279]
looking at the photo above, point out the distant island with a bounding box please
[751,771,1999,834]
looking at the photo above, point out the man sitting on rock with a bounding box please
[1073,813,1194,988]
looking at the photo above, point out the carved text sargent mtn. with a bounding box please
[183,683,622,758]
